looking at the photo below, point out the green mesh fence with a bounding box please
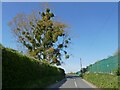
[88,55,118,74]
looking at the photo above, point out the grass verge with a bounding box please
[83,73,118,88]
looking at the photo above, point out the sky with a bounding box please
[2,2,118,73]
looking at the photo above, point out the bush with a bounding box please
[115,69,120,76]
[2,47,65,88]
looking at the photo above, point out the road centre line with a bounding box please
[74,79,77,88]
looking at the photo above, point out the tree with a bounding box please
[114,49,120,56]
[81,67,88,74]
[8,8,71,65]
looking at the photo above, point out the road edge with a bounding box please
[82,79,97,88]
[47,77,66,88]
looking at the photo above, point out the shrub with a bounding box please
[115,69,120,76]
[2,47,65,88]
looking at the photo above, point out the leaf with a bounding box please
[65,40,69,44]
[41,12,45,17]
[64,45,67,48]
[64,51,67,54]
[30,21,33,25]
[17,28,20,31]
[68,38,71,40]
[58,44,63,48]
[50,13,54,17]
[22,31,25,35]
[46,8,50,13]
[65,55,69,59]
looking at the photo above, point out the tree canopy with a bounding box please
[9,8,71,65]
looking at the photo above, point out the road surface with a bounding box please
[48,74,97,89]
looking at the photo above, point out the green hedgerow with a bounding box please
[2,47,65,88]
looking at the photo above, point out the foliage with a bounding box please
[114,69,120,76]
[2,47,65,88]
[8,8,71,65]
[0,43,3,50]
[83,73,118,88]
[81,67,88,74]
[0,43,3,57]
[68,72,76,74]
[114,49,120,55]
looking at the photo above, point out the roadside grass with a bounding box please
[83,73,118,88]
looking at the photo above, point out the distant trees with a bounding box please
[81,67,88,74]
[68,72,75,74]
[9,8,71,65]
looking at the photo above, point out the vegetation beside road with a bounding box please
[83,73,119,88]
[2,45,65,88]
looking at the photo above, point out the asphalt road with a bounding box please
[48,74,97,89]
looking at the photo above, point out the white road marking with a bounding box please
[74,79,77,88]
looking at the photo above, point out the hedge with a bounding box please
[2,46,65,88]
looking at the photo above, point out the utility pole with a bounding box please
[80,58,82,71]
[80,58,83,78]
